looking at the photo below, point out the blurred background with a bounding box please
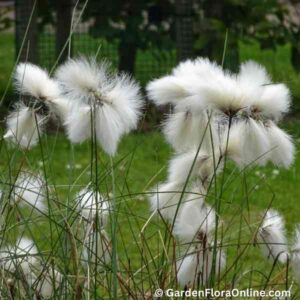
[1,0,300,124]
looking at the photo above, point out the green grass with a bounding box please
[0,124,300,297]
[0,33,15,105]
[1,31,300,297]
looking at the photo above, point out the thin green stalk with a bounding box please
[110,156,118,299]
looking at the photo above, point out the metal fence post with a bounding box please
[15,0,38,63]
[175,0,194,62]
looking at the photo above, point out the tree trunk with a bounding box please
[118,39,137,74]
[56,0,73,63]
[15,0,38,63]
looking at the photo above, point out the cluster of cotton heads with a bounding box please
[0,237,63,298]
[0,181,111,295]
[1,56,138,293]
[147,57,295,168]
[4,57,144,156]
[147,57,296,287]
[0,174,64,297]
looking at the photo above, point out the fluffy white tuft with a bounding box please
[56,57,143,156]
[177,251,205,287]
[225,119,270,167]
[173,57,223,82]
[15,63,60,100]
[0,238,64,296]
[259,209,289,264]
[4,103,47,149]
[146,75,190,106]
[174,200,215,242]
[94,104,125,155]
[55,57,109,104]
[13,172,47,212]
[162,111,215,153]
[149,181,186,222]
[0,237,38,275]
[238,61,270,87]
[64,104,92,143]
[76,187,109,224]
[168,150,210,183]
[266,121,295,168]
[259,84,291,121]
[192,72,244,113]
[177,243,226,287]
[107,74,143,133]
[291,225,300,282]
[49,97,71,122]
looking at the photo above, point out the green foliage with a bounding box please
[0,6,13,32]
[194,0,300,70]
[0,128,300,297]
[83,0,175,50]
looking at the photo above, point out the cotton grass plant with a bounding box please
[146,57,298,291]
[0,54,145,298]
[1,46,300,299]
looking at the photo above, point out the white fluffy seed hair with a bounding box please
[64,104,92,144]
[0,237,38,274]
[168,149,221,186]
[162,111,216,153]
[174,199,216,243]
[149,181,188,222]
[291,225,300,282]
[265,121,295,168]
[55,57,109,104]
[64,97,141,155]
[173,57,223,79]
[150,57,290,122]
[177,251,208,287]
[13,172,47,212]
[146,58,221,111]
[173,58,245,113]
[177,244,225,287]
[56,57,143,156]
[15,63,60,100]
[238,61,271,87]
[76,187,109,224]
[255,84,291,121]
[146,75,190,106]
[49,97,71,122]
[225,119,270,167]
[147,59,216,110]
[259,209,289,264]
[237,61,291,120]
[4,103,47,149]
